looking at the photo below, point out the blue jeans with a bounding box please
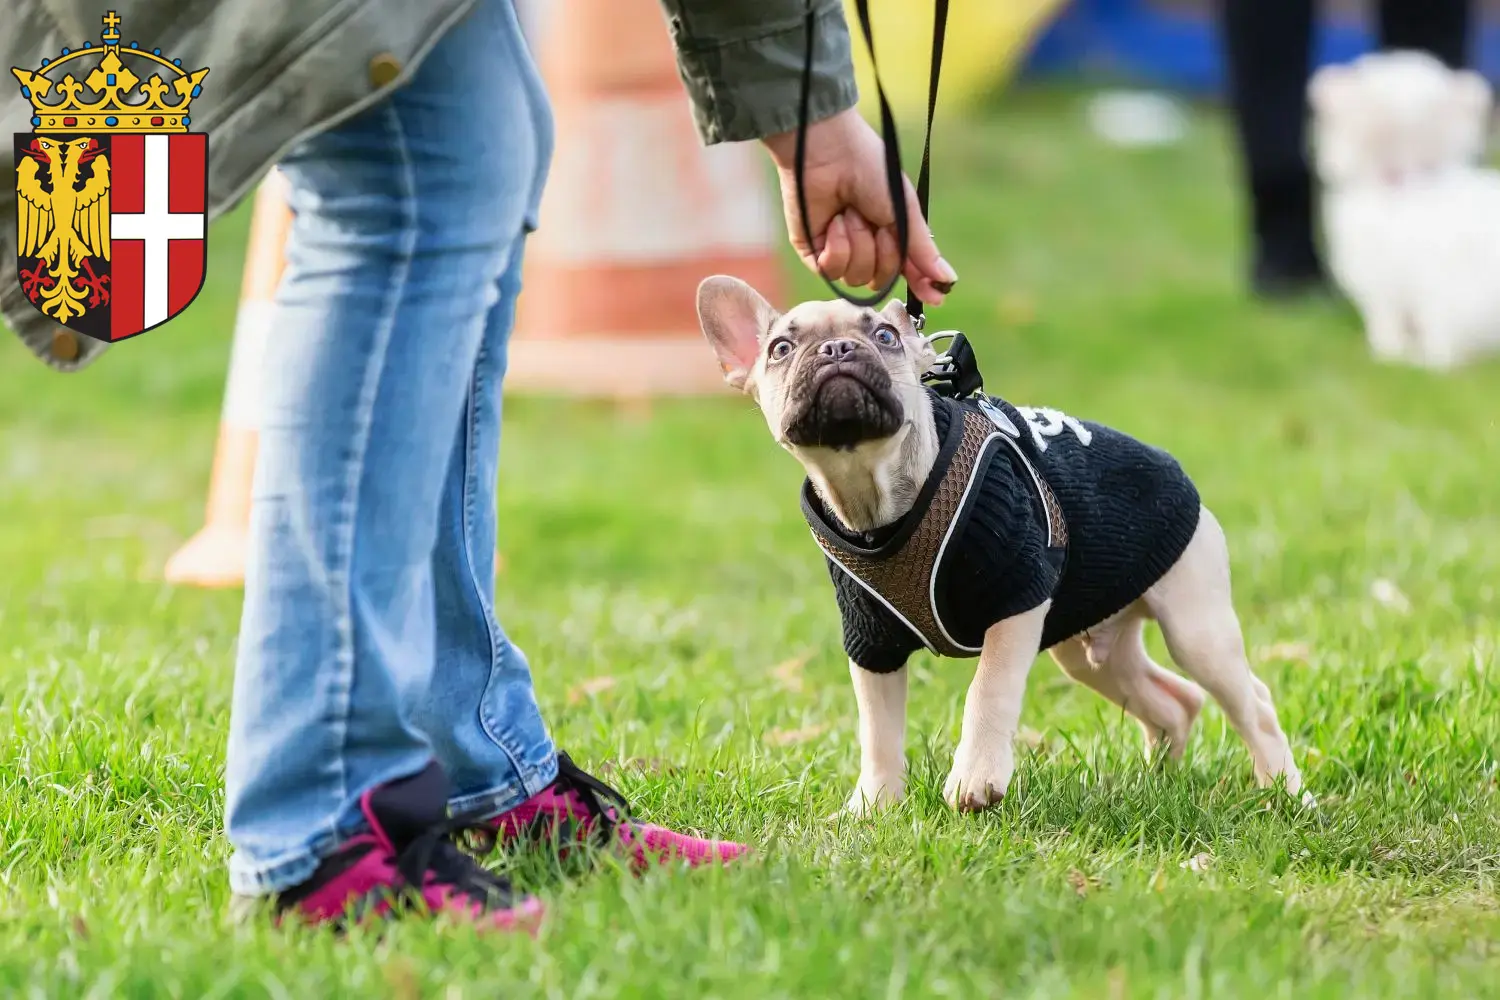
[223,0,558,896]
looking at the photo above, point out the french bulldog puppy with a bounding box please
[697,276,1305,815]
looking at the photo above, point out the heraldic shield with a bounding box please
[12,11,210,343]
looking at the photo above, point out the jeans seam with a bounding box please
[460,334,529,777]
[322,97,423,842]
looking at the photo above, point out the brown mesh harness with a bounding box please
[803,396,1068,658]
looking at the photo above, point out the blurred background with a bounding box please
[1023,0,1500,91]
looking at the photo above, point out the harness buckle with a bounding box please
[920,330,984,399]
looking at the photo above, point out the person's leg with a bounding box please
[1220,0,1323,296]
[406,43,746,867]
[223,0,549,899]
[413,159,749,874]
[414,239,560,817]
[413,0,557,814]
[1379,0,1471,67]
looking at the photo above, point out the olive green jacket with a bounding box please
[0,0,856,372]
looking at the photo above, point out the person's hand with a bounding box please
[761,107,956,306]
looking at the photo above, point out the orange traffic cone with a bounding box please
[505,0,785,396]
[163,168,291,588]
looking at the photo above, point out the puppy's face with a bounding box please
[696,275,937,454]
[1310,51,1493,186]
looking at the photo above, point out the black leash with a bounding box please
[794,0,951,318]
[906,0,949,329]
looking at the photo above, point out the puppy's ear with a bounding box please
[697,275,777,392]
[1309,63,1357,117]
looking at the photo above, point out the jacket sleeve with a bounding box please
[656,0,859,145]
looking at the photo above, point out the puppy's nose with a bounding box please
[818,338,860,360]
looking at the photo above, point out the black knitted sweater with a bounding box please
[806,390,1202,672]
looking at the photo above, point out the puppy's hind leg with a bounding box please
[1146,507,1305,797]
[1050,611,1206,763]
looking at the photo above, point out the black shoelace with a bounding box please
[394,810,518,911]
[553,751,635,844]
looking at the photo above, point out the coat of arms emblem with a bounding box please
[12,11,210,342]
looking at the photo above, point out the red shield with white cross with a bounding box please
[13,131,208,343]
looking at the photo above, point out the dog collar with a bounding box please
[801,393,1068,658]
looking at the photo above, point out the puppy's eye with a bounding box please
[873,326,899,348]
[769,338,794,361]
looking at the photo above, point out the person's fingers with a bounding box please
[815,213,851,280]
[776,164,831,273]
[903,268,945,307]
[870,225,901,292]
[897,178,957,300]
[784,208,814,269]
[838,210,879,288]
[772,116,957,302]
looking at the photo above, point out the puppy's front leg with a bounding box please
[944,601,1050,812]
[846,661,908,816]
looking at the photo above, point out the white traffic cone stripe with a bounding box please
[221,300,271,430]
[534,100,778,262]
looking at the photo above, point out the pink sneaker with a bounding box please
[235,762,544,932]
[487,752,748,872]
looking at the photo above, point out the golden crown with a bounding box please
[11,11,209,135]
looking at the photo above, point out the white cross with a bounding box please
[110,134,205,328]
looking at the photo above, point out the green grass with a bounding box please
[3,87,1500,997]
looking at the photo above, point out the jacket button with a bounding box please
[50,329,80,362]
[368,53,402,89]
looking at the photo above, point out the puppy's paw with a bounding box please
[843,778,904,818]
[943,743,1013,813]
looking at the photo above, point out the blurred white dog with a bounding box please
[1310,51,1500,370]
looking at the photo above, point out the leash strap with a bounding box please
[905,0,949,328]
[795,0,949,311]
